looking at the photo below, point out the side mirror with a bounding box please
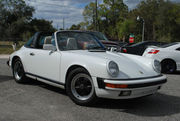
[110,47,117,52]
[49,47,57,55]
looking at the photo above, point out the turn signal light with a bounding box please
[148,49,159,54]
[105,83,128,88]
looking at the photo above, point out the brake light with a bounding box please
[148,49,160,54]
[123,48,127,53]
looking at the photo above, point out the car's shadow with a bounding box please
[91,93,180,116]
[0,75,13,83]
[164,71,180,75]
[23,78,66,96]
[20,78,180,117]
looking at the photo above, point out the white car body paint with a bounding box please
[143,43,180,71]
[8,31,167,99]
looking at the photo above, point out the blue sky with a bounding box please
[26,0,180,29]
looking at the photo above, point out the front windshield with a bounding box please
[56,32,105,51]
[91,32,109,41]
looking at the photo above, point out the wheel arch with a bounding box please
[65,65,91,84]
[11,56,21,68]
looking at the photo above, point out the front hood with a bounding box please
[69,50,158,78]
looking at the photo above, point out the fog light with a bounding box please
[119,91,131,96]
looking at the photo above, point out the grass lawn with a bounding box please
[0,41,26,54]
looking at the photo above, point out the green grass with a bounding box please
[0,47,14,54]
[0,41,26,54]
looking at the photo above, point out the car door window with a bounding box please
[38,36,46,48]
[51,34,56,46]
[25,36,35,48]
[36,35,47,49]
[57,32,69,50]
[36,34,56,50]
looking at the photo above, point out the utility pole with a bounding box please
[112,0,114,23]
[137,16,145,42]
[56,24,59,30]
[63,17,65,30]
[95,0,98,31]
[142,19,145,42]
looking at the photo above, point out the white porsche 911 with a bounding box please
[7,31,167,105]
[143,42,180,73]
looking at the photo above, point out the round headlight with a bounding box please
[153,60,161,73]
[107,61,119,77]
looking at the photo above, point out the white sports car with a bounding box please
[7,31,167,105]
[143,42,180,73]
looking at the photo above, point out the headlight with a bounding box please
[153,60,161,73]
[107,61,119,77]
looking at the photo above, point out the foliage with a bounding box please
[117,19,136,41]
[81,0,128,40]
[69,24,81,30]
[70,0,180,43]
[82,2,96,28]
[0,0,56,42]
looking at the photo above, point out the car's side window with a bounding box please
[42,35,57,50]
[57,32,69,50]
[36,35,47,49]
[36,35,55,50]
[25,36,35,48]
[51,34,56,46]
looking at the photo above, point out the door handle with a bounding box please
[30,52,35,56]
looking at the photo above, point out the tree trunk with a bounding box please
[123,36,126,42]
[153,23,156,41]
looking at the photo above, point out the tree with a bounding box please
[82,2,96,30]
[132,0,180,42]
[28,18,56,33]
[69,24,81,30]
[0,0,56,41]
[156,2,180,42]
[82,0,128,40]
[75,0,180,42]
[0,0,34,40]
[117,19,136,42]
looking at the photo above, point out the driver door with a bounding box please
[24,34,61,82]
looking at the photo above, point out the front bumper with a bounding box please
[93,75,167,99]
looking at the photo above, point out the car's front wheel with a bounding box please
[66,68,97,106]
[12,58,27,83]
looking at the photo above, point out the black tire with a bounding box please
[161,60,176,74]
[12,58,27,83]
[66,68,98,106]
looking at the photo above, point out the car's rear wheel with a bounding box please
[12,58,27,83]
[161,60,176,74]
[66,68,97,106]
